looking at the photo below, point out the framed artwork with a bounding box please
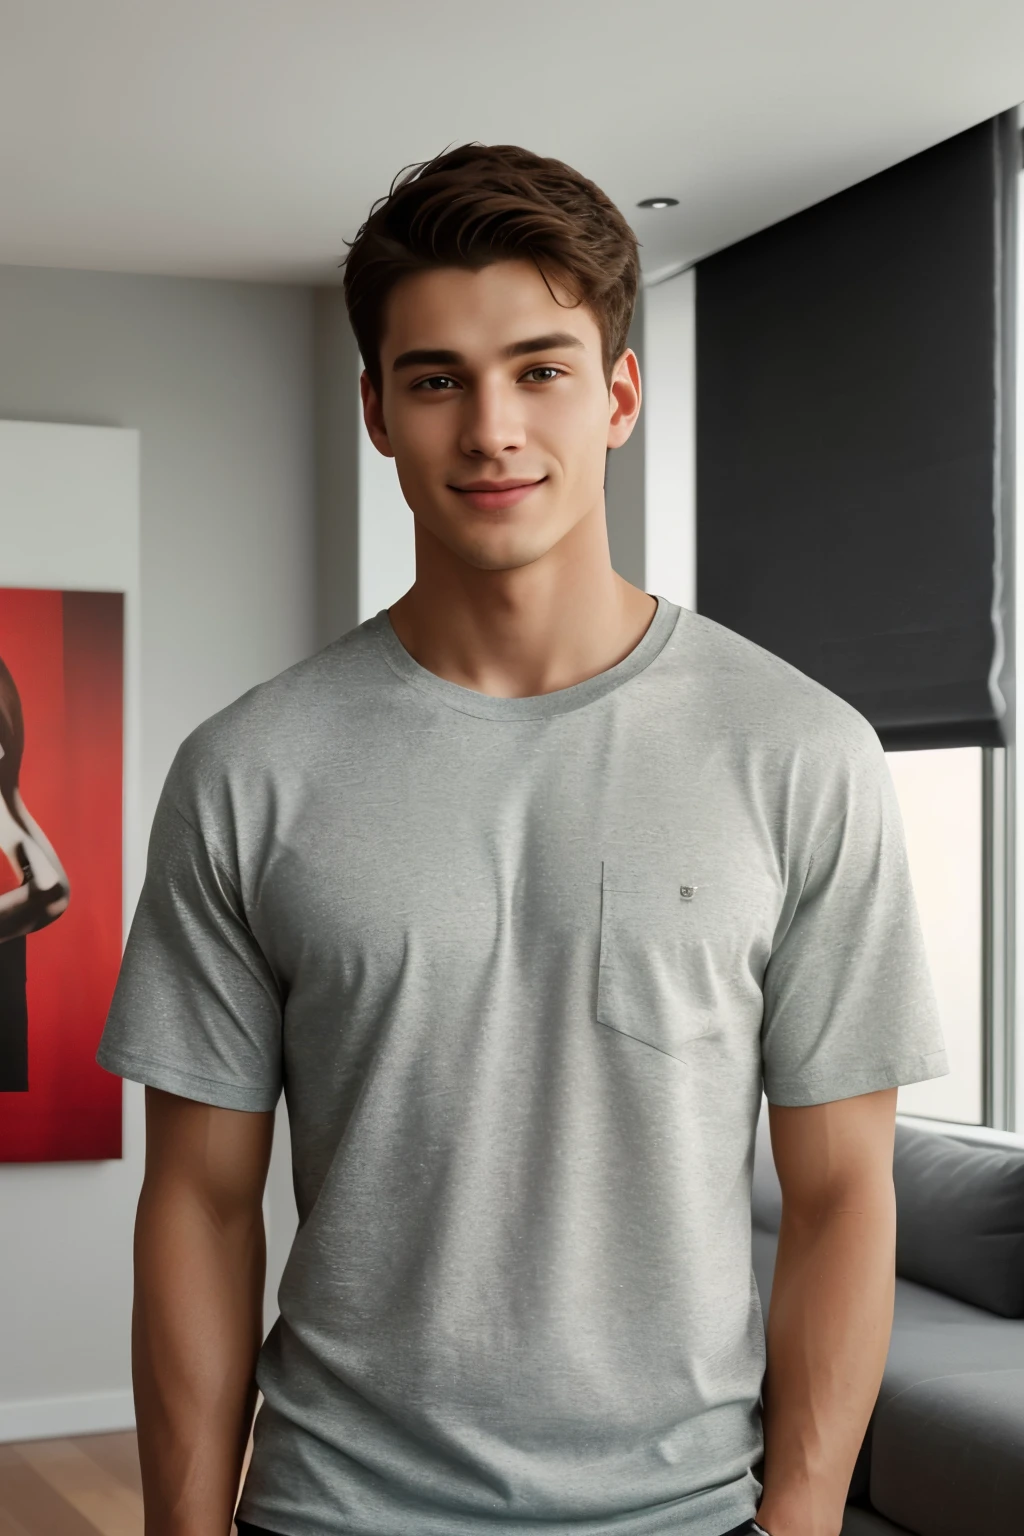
[0,587,124,1160]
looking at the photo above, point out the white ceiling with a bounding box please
[1,0,1023,289]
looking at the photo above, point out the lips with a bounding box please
[454,479,544,492]
[452,477,547,510]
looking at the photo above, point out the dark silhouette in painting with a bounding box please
[0,655,71,1091]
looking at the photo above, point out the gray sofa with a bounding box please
[750,1097,1024,1535]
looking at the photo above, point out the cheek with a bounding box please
[390,412,438,461]
[554,416,613,488]
[545,395,609,450]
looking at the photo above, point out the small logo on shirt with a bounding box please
[679,884,697,901]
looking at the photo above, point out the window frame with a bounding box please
[986,744,1017,1129]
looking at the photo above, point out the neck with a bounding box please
[387,506,658,700]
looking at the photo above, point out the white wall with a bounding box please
[642,267,696,608]
[357,394,416,623]
[0,264,317,1441]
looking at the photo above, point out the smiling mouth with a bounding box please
[452,478,546,492]
[448,482,543,513]
[451,478,548,508]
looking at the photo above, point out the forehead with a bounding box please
[379,259,600,359]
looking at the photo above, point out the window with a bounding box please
[885,747,984,1125]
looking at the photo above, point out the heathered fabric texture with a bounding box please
[97,597,949,1536]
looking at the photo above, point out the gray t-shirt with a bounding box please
[97,596,949,1536]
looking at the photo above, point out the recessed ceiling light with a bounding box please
[636,197,679,210]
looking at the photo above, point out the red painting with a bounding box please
[0,588,123,1161]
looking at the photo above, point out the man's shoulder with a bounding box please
[668,605,882,768]
[164,615,387,810]
[663,606,890,859]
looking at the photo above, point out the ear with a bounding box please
[607,348,641,450]
[360,370,396,459]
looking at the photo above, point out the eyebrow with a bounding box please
[391,331,585,373]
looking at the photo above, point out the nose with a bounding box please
[457,378,528,460]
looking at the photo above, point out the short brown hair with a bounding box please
[341,142,641,404]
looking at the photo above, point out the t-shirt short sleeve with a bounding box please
[760,722,950,1107]
[95,761,283,1113]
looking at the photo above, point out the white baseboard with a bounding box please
[0,1389,135,1445]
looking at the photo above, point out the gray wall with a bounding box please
[314,287,361,649]
[0,267,317,799]
[0,263,318,1436]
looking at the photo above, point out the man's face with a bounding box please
[361,258,640,573]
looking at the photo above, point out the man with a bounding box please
[97,142,949,1536]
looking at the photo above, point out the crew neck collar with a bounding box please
[370,595,682,721]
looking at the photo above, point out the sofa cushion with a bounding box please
[887,1269,1024,1368]
[868,1275,1024,1530]
[884,1270,1024,1390]
[751,1098,782,1233]
[870,1365,1024,1534]
[840,1509,911,1536]
[750,1224,1024,1515]
[751,1224,777,1316]
[892,1122,1024,1316]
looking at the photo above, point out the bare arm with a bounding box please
[0,839,70,940]
[9,787,68,887]
[133,1085,276,1536]
[754,1087,899,1536]
[0,790,70,940]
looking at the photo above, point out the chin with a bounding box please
[456,536,553,573]
[441,514,573,573]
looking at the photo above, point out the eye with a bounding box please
[411,366,566,392]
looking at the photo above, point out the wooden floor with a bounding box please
[0,1428,254,1534]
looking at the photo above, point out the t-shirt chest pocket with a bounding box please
[596,853,735,1061]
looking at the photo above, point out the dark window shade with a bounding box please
[696,113,1018,750]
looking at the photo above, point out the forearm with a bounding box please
[132,1179,266,1536]
[9,790,69,887]
[755,1192,896,1536]
[0,878,68,940]
[0,817,70,939]
[0,882,33,939]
